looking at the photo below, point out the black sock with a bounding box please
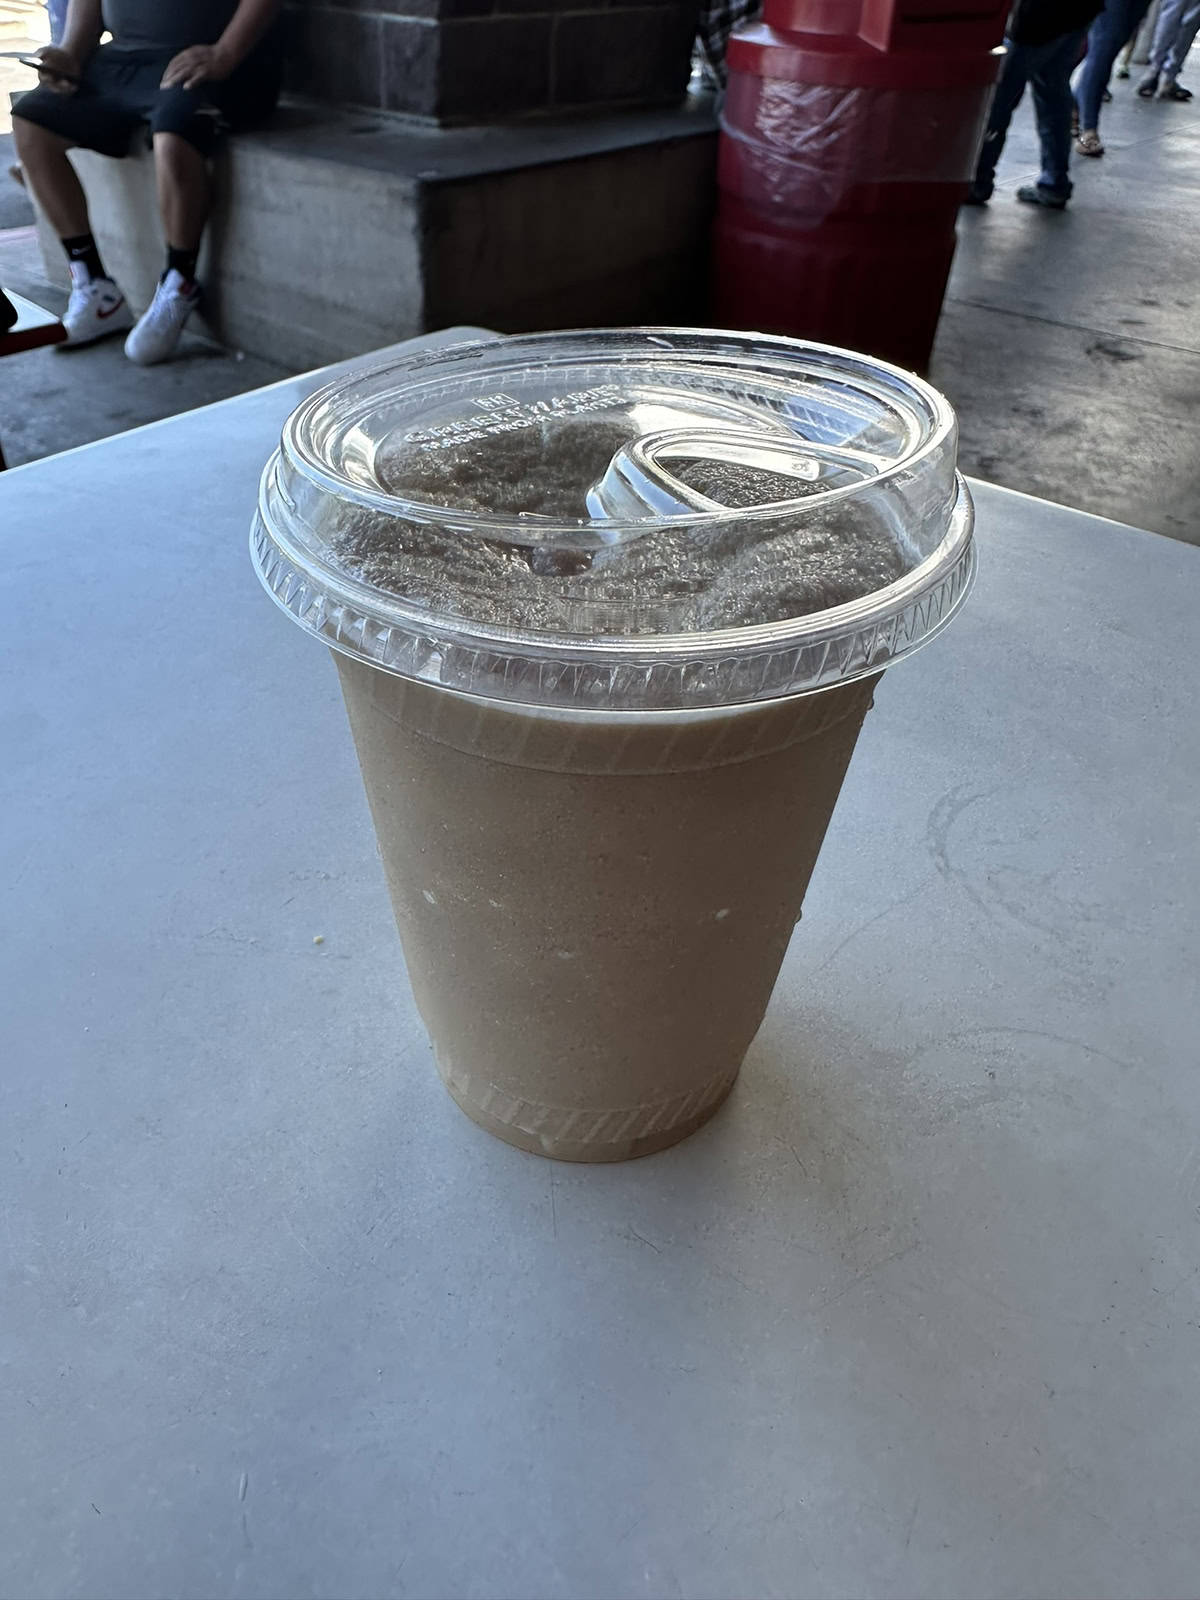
[165,245,199,284]
[62,233,107,281]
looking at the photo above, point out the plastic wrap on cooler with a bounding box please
[720,75,994,219]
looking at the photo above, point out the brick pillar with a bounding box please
[285,0,700,122]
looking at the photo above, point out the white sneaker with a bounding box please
[60,264,134,347]
[123,268,201,366]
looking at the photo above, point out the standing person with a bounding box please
[1116,0,1161,71]
[966,0,1104,208]
[1135,0,1200,97]
[695,0,762,88]
[12,0,282,363]
[46,0,70,44]
[1074,0,1154,153]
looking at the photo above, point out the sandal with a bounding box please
[1137,73,1159,97]
[1076,130,1104,157]
[1157,80,1193,100]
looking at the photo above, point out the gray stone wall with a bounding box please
[284,0,700,122]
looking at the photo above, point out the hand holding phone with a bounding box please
[5,48,83,90]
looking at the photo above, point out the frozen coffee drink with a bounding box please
[252,331,975,1161]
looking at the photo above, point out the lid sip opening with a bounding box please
[586,428,881,527]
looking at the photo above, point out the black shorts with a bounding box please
[13,41,281,159]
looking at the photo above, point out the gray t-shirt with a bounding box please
[102,1,240,52]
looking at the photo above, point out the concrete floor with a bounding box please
[932,74,1200,545]
[1,28,1198,543]
[0,207,294,465]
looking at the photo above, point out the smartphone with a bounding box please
[1,52,82,85]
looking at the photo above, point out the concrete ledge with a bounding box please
[32,98,718,369]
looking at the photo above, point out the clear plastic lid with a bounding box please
[251,329,975,711]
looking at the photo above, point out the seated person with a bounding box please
[13,0,281,364]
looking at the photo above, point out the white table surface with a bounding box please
[2,335,1199,1600]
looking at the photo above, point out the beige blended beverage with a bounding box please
[252,331,975,1161]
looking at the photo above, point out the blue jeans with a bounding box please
[1147,0,1200,81]
[45,0,68,44]
[973,32,1086,199]
[1075,0,1153,129]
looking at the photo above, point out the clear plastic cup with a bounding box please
[252,329,974,1161]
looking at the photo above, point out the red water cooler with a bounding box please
[712,0,1006,370]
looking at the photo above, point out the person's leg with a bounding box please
[1076,12,1116,132]
[970,42,1033,199]
[1077,0,1150,131]
[10,59,136,251]
[1139,0,1186,83]
[12,49,146,271]
[123,90,221,364]
[10,117,89,236]
[45,0,69,45]
[1029,30,1089,198]
[10,62,141,344]
[1028,35,1075,192]
[124,51,281,364]
[147,82,228,273]
[153,131,211,271]
[1162,0,1200,79]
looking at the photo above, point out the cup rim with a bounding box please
[251,328,976,710]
